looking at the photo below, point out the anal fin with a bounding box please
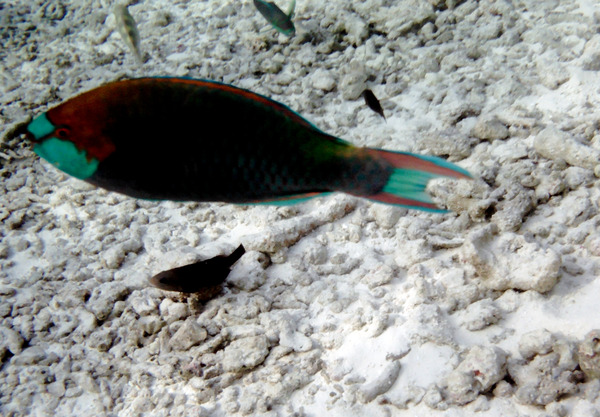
[248,191,330,206]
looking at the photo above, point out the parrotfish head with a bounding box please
[25,94,117,180]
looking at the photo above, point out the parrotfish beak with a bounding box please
[26,113,99,180]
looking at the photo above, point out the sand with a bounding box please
[1,0,600,416]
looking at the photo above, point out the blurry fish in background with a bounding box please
[253,0,296,37]
[362,89,386,120]
[113,4,143,64]
[149,245,246,294]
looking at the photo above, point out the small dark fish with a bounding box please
[253,0,295,36]
[362,89,386,120]
[150,245,246,293]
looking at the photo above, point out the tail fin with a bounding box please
[364,149,472,213]
[227,244,246,266]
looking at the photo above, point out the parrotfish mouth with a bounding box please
[3,119,32,144]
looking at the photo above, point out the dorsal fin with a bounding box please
[148,76,319,130]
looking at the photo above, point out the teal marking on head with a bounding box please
[27,113,55,140]
[34,137,99,180]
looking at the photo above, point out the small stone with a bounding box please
[169,319,208,351]
[564,167,595,189]
[364,264,395,289]
[536,52,570,89]
[340,63,367,100]
[87,282,129,321]
[471,117,509,141]
[509,349,578,406]
[227,251,267,291]
[546,402,568,417]
[586,235,600,257]
[87,328,116,352]
[357,362,401,403]
[423,385,447,410]
[371,205,402,229]
[12,346,46,366]
[47,380,66,398]
[419,128,477,161]
[444,346,507,405]
[159,299,188,324]
[304,244,328,265]
[344,16,368,45]
[279,329,312,352]
[519,329,556,360]
[129,292,158,317]
[222,335,269,372]
[534,126,600,171]
[139,315,164,336]
[578,329,600,379]
[461,225,561,293]
[458,299,501,331]
[311,69,336,92]
[101,246,126,269]
[0,325,25,355]
[492,380,514,397]
[581,34,600,71]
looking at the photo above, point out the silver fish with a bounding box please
[113,4,143,64]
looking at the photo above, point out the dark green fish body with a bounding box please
[150,245,246,293]
[26,77,471,212]
[253,0,295,36]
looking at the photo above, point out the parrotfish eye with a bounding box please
[55,127,70,139]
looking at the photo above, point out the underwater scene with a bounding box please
[1,0,600,415]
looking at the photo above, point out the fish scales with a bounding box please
[39,78,389,202]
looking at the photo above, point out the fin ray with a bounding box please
[364,149,471,212]
[246,192,331,206]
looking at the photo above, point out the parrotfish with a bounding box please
[150,245,245,293]
[362,89,386,120]
[25,77,471,212]
[113,4,142,64]
[253,0,296,36]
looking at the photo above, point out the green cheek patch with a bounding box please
[34,137,99,180]
[27,113,55,140]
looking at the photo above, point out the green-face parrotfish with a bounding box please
[25,77,471,212]
[150,245,246,293]
[253,0,296,36]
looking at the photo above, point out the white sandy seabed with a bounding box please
[2,0,600,416]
